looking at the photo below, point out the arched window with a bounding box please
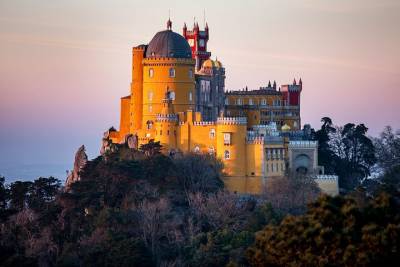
[224,150,230,160]
[148,91,153,101]
[169,68,175,77]
[169,91,175,100]
[149,68,154,78]
[249,98,253,105]
[189,91,193,102]
[146,120,153,130]
[194,146,200,153]
[208,146,215,155]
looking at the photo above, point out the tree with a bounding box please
[173,153,224,201]
[28,177,61,212]
[313,117,337,174]
[0,176,8,212]
[136,197,171,263]
[247,193,400,267]
[139,139,162,157]
[8,181,33,211]
[263,173,321,215]
[374,126,400,172]
[330,123,376,190]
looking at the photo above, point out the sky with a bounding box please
[0,0,399,181]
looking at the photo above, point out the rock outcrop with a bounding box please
[65,145,88,189]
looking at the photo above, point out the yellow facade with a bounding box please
[109,23,338,196]
[225,93,301,130]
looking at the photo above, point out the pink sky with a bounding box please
[0,0,399,173]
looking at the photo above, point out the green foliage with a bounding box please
[1,134,397,266]
[187,229,253,267]
[374,126,400,172]
[247,193,400,266]
[139,139,162,157]
[313,118,376,191]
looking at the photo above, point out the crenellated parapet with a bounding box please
[288,140,318,148]
[315,174,339,196]
[143,57,195,67]
[316,175,339,180]
[217,117,247,125]
[156,113,178,122]
[246,136,265,144]
[193,121,215,126]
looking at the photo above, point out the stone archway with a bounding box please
[293,154,311,175]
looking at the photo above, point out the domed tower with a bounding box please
[142,20,196,133]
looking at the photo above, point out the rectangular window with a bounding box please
[223,133,231,145]
[169,68,175,77]
[189,91,193,102]
[148,91,153,101]
[209,128,216,139]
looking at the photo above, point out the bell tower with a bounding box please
[183,21,211,71]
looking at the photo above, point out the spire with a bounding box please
[167,18,172,30]
[268,80,271,87]
[299,78,302,86]
[205,22,209,30]
[293,78,297,85]
[273,80,277,89]
[183,22,187,37]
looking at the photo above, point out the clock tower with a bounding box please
[183,22,211,71]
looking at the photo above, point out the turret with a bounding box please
[183,23,187,37]
[131,45,146,131]
[183,21,211,71]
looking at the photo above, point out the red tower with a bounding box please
[281,78,302,106]
[183,22,211,71]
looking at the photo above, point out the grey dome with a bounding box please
[146,30,192,58]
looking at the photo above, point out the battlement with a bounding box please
[289,140,318,148]
[193,121,215,126]
[316,175,339,180]
[143,57,195,65]
[217,117,247,125]
[156,113,178,122]
[246,136,264,144]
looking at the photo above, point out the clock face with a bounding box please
[188,39,194,47]
[199,39,205,47]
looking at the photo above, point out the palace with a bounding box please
[108,19,338,195]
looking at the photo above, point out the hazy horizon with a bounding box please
[1,0,399,182]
